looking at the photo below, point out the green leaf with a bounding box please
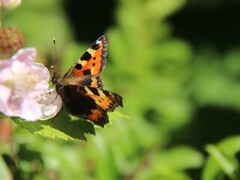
[206,145,236,179]
[154,146,204,171]
[202,136,240,180]
[0,156,12,180]
[134,146,203,180]
[12,110,95,141]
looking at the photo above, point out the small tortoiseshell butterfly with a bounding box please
[52,35,123,127]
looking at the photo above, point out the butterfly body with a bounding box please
[53,35,123,127]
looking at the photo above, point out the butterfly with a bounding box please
[52,35,123,127]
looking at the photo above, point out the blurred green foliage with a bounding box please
[1,0,240,179]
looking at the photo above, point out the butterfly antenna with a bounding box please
[52,37,60,74]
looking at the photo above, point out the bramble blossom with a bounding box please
[0,48,62,121]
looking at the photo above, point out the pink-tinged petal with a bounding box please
[31,63,50,82]
[12,48,36,62]
[0,61,14,82]
[36,88,62,120]
[0,0,21,9]
[0,85,12,113]
[19,98,42,121]
[0,59,12,69]
[11,58,27,73]
[0,0,10,5]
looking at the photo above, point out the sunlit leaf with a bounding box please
[202,136,240,180]
[0,156,12,180]
[12,110,95,141]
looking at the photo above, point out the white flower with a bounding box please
[35,88,62,120]
[0,48,62,121]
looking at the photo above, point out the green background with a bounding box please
[1,0,240,179]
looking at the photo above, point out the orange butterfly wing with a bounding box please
[62,35,108,88]
[65,34,107,76]
[55,35,123,127]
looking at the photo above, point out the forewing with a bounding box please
[63,35,108,79]
[77,76,103,89]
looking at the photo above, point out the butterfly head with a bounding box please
[52,72,63,94]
